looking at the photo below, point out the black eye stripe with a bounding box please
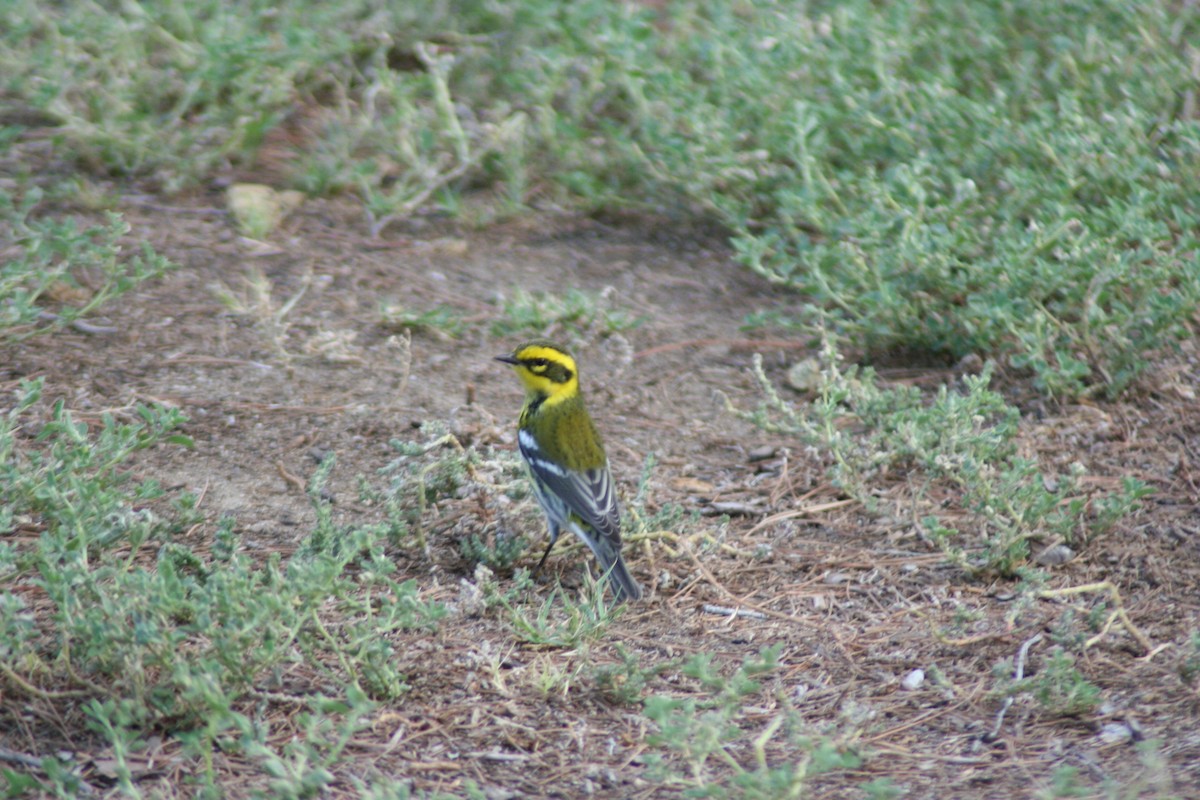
[520,356,573,383]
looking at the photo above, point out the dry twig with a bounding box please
[702,604,767,620]
[1037,581,1153,656]
[986,632,1043,742]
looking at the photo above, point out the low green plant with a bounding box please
[240,689,375,800]
[592,645,674,706]
[1180,630,1200,687]
[335,55,527,236]
[1,1,393,192]
[1038,738,1177,799]
[380,303,468,340]
[734,336,1152,577]
[1,191,174,342]
[993,647,1101,718]
[460,529,528,571]
[1038,766,1094,799]
[525,651,589,700]
[643,645,861,797]
[209,267,314,359]
[381,423,529,556]
[490,288,642,338]
[11,1,1192,398]
[0,382,444,790]
[1029,649,1102,717]
[862,778,906,800]
[622,0,1200,397]
[0,754,92,798]
[494,576,621,647]
[624,451,695,538]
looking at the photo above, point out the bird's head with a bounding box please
[495,340,580,404]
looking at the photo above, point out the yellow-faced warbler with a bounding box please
[496,340,642,602]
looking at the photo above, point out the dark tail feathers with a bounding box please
[602,554,642,603]
[573,523,642,603]
[592,540,641,603]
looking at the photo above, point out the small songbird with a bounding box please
[495,340,642,602]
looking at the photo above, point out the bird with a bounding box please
[495,340,642,602]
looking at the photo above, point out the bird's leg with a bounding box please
[532,523,559,576]
[533,542,554,575]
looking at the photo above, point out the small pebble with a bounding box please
[1035,544,1076,566]
[956,353,984,375]
[747,444,778,462]
[1098,722,1133,745]
[901,669,925,691]
[786,358,821,392]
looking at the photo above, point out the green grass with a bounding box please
[628,1,1200,396]
[380,302,469,340]
[1,191,175,342]
[0,381,445,794]
[378,288,642,345]
[5,0,1196,395]
[491,288,644,338]
[734,333,1152,579]
[642,645,862,797]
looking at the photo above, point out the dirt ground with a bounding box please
[4,191,1200,798]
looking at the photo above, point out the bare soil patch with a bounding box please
[3,193,1199,797]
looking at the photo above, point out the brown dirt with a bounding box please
[3,191,1200,798]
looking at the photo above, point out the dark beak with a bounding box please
[495,354,519,365]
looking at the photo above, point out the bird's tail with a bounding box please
[601,554,643,603]
[578,526,642,603]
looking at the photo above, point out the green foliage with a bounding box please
[1113,740,1178,800]
[994,647,1101,719]
[625,0,1200,397]
[380,303,468,339]
[862,778,906,800]
[381,423,529,558]
[1039,766,1094,799]
[1,754,90,799]
[460,529,528,571]
[591,645,673,706]
[0,383,443,789]
[494,576,621,647]
[267,270,638,356]
[0,380,192,561]
[240,688,375,800]
[490,288,643,338]
[735,338,1152,577]
[6,0,1194,395]
[1,192,174,342]
[1028,649,1102,717]
[1181,630,1200,687]
[625,451,696,537]
[643,645,861,797]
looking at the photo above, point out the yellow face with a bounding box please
[496,341,579,403]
